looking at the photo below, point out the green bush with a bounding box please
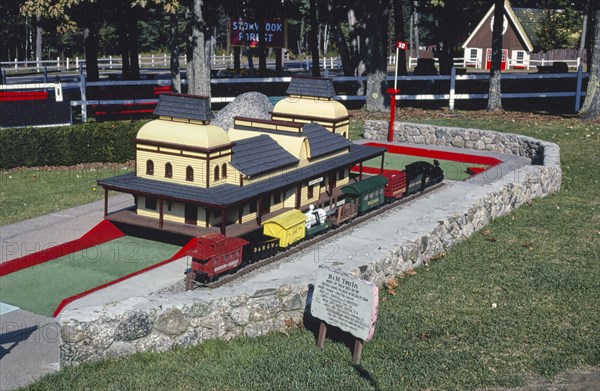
[0,121,145,169]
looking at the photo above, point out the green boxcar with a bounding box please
[341,175,388,213]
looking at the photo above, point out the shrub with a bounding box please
[0,121,145,169]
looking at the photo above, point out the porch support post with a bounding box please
[159,199,164,229]
[359,162,363,180]
[220,208,226,235]
[380,155,385,174]
[296,184,302,209]
[103,189,108,217]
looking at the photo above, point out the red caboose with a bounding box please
[382,170,407,201]
[186,233,249,286]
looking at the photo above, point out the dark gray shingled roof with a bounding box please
[229,135,299,177]
[302,123,350,159]
[286,76,336,98]
[232,122,350,160]
[153,93,215,121]
[512,8,544,49]
[98,144,385,208]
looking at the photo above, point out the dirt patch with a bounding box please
[481,367,600,391]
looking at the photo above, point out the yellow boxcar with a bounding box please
[262,210,306,248]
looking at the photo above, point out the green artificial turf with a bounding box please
[0,166,132,226]
[361,153,487,181]
[10,114,600,390]
[0,236,180,316]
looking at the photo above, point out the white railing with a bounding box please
[1,53,298,74]
[60,65,587,123]
[389,56,582,71]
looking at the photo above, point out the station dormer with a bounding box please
[271,76,350,139]
[136,93,234,188]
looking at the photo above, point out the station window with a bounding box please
[146,160,154,175]
[274,191,282,204]
[214,165,220,181]
[165,162,172,178]
[308,185,314,199]
[338,168,346,180]
[145,197,157,210]
[249,200,257,213]
[222,163,227,179]
[186,166,194,182]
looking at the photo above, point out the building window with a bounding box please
[222,163,227,178]
[214,165,220,181]
[146,160,154,175]
[165,163,172,178]
[166,201,172,211]
[308,185,314,199]
[249,200,257,213]
[186,166,194,182]
[274,191,281,204]
[145,197,157,210]
[338,168,346,180]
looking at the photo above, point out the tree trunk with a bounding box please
[364,0,389,112]
[127,14,140,80]
[487,0,504,111]
[327,0,353,76]
[83,26,99,81]
[309,0,321,76]
[438,1,458,75]
[581,1,600,120]
[35,16,42,63]
[257,4,267,76]
[392,0,407,76]
[188,0,211,98]
[234,46,241,73]
[117,17,131,79]
[170,11,181,93]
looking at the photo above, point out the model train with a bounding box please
[184,160,443,288]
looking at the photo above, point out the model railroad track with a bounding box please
[196,182,445,289]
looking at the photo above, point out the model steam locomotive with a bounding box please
[184,160,443,288]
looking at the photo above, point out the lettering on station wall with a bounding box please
[311,265,378,341]
[230,19,287,48]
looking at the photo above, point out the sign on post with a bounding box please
[311,265,379,364]
[395,41,408,50]
[230,19,287,48]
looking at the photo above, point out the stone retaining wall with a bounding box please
[59,121,562,365]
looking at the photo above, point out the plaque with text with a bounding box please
[311,265,378,341]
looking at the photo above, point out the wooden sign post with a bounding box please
[311,265,379,364]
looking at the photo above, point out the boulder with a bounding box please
[212,92,273,131]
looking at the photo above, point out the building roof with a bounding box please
[286,76,336,98]
[232,122,350,160]
[462,0,534,52]
[98,144,386,208]
[302,123,350,159]
[229,135,299,177]
[512,8,545,49]
[153,93,215,122]
[137,119,231,150]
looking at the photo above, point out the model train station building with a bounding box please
[98,77,385,237]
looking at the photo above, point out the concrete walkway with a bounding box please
[0,195,133,391]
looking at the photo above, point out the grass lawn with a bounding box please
[0,164,132,226]
[359,153,486,181]
[9,112,600,390]
[0,236,180,316]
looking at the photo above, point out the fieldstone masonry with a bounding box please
[58,120,561,365]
